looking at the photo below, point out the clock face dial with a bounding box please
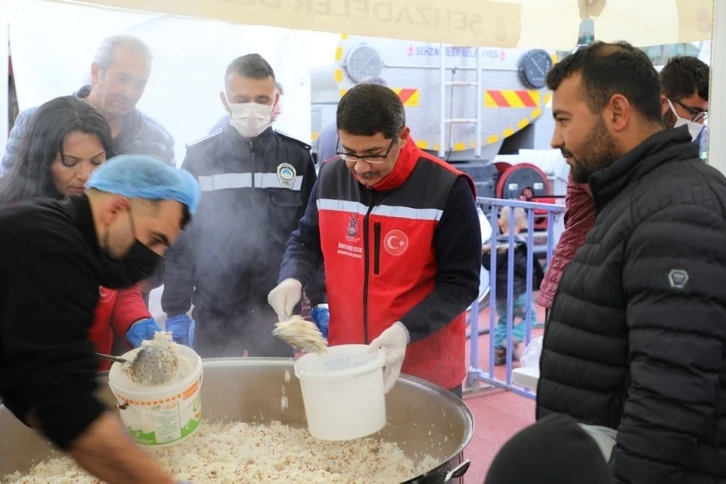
[344,45,384,84]
[518,50,553,89]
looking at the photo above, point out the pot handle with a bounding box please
[443,460,470,482]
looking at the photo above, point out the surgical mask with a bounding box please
[228,102,273,138]
[97,209,162,289]
[668,99,704,142]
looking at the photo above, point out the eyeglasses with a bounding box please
[335,138,396,164]
[670,98,708,123]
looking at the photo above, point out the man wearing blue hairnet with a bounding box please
[0,155,200,484]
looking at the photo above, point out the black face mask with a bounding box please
[97,208,163,289]
[98,240,162,289]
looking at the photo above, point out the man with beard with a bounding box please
[536,41,726,484]
[0,155,200,484]
[1,35,176,310]
[536,55,710,316]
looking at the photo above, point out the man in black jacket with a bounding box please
[161,54,326,357]
[536,41,726,484]
[0,155,200,484]
[2,35,176,310]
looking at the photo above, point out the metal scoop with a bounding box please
[96,346,179,385]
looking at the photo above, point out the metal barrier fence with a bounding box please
[466,197,566,400]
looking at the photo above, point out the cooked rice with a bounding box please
[4,421,439,483]
[273,316,328,354]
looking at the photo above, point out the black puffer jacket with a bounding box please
[536,126,726,484]
[162,126,324,319]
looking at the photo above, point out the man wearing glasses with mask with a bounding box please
[162,54,326,357]
[269,84,482,398]
[660,56,709,159]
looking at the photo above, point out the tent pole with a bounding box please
[0,21,8,159]
[707,0,725,174]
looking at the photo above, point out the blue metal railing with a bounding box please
[467,197,566,400]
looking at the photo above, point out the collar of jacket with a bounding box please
[73,85,143,141]
[222,124,275,147]
[61,193,100,256]
[588,125,698,211]
[367,136,419,192]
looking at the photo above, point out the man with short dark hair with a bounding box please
[536,41,726,484]
[314,77,388,164]
[537,54,711,314]
[269,83,481,397]
[162,54,325,357]
[0,155,200,484]
[2,35,175,174]
[660,55,709,141]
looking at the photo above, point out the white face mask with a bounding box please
[228,102,273,138]
[668,99,704,142]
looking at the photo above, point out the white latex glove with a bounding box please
[368,321,410,393]
[267,278,303,321]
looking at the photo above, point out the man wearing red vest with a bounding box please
[268,84,482,396]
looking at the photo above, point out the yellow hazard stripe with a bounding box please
[484,90,541,108]
[391,88,420,107]
[502,90,525,108]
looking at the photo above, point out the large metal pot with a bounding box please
[0,358,473,483]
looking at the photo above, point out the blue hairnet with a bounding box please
[86,154,201,215]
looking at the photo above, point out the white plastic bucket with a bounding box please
[294,344,386,441]
[108,345,203,447]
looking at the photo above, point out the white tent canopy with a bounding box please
[51,0,713,49]
[3,0,723,176]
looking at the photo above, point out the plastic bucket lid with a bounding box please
[295,344,385,383]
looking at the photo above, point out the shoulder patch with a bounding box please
[276,130,312,150]
[185,129,223,150]
[668,269,689,289]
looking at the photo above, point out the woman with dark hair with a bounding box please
[0,95,163,369]
[0,96,113,204]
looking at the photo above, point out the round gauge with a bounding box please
[517,49,554,90]
[343,44,384,84]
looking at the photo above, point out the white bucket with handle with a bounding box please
[295,344,386,441]
[108,345,203,447]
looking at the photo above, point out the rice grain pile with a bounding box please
[272,316,328,354]
[4,421,438,484]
